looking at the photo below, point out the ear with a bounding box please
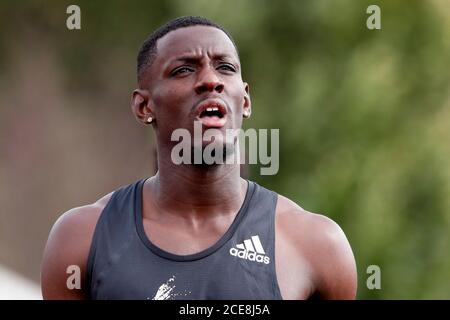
[243,82,252,118]
[131,89,154,125]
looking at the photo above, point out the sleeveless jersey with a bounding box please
[86,178,283,300]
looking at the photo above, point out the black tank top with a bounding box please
[86,178,283,300]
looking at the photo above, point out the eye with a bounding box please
[217,63,236,72]
[171,66,194,76]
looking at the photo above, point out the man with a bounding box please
[41,16,357,300]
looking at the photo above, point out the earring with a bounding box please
[243,110,250,118]
[146,116,153,124]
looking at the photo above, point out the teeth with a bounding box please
[205,107,219,112]
[206,108,212,112]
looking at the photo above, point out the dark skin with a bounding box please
[41,26,357,300]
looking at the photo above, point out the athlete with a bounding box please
[41,16,357,300]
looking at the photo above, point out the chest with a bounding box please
[141,217,235,255]
[91,241,280,300]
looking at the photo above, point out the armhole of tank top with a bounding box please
[270,191,284,300]
[84,191,117,298]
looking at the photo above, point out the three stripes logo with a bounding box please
[229,235,270,264]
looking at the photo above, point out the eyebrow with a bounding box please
[163,53,240,75]
[172,53,237,64]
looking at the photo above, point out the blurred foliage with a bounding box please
[0,0,449,299]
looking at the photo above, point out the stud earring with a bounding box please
[243,110,250,118]
[146,116,153,124]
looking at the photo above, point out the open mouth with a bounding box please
[199,107,224,119]
[195,98,228,128]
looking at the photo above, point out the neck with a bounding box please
[145,156,248,220]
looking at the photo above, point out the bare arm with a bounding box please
[308,215,358,299]
[41,195,111,299]
[275,196,357,300]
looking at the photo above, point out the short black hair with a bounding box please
[137,16,238,83]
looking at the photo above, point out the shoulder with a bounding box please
[276,195,347,245]
[275,195,344,245]
[275,194,357,299]
[51,192,113,238]
[41,192,113,299]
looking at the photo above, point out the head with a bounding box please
[131,16,251,164]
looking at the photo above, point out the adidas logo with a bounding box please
[229,235,270,265]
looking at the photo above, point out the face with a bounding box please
[132,25,251,157]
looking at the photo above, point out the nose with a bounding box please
[194,67,224,95]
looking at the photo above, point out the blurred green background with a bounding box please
[0,0,449,299]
